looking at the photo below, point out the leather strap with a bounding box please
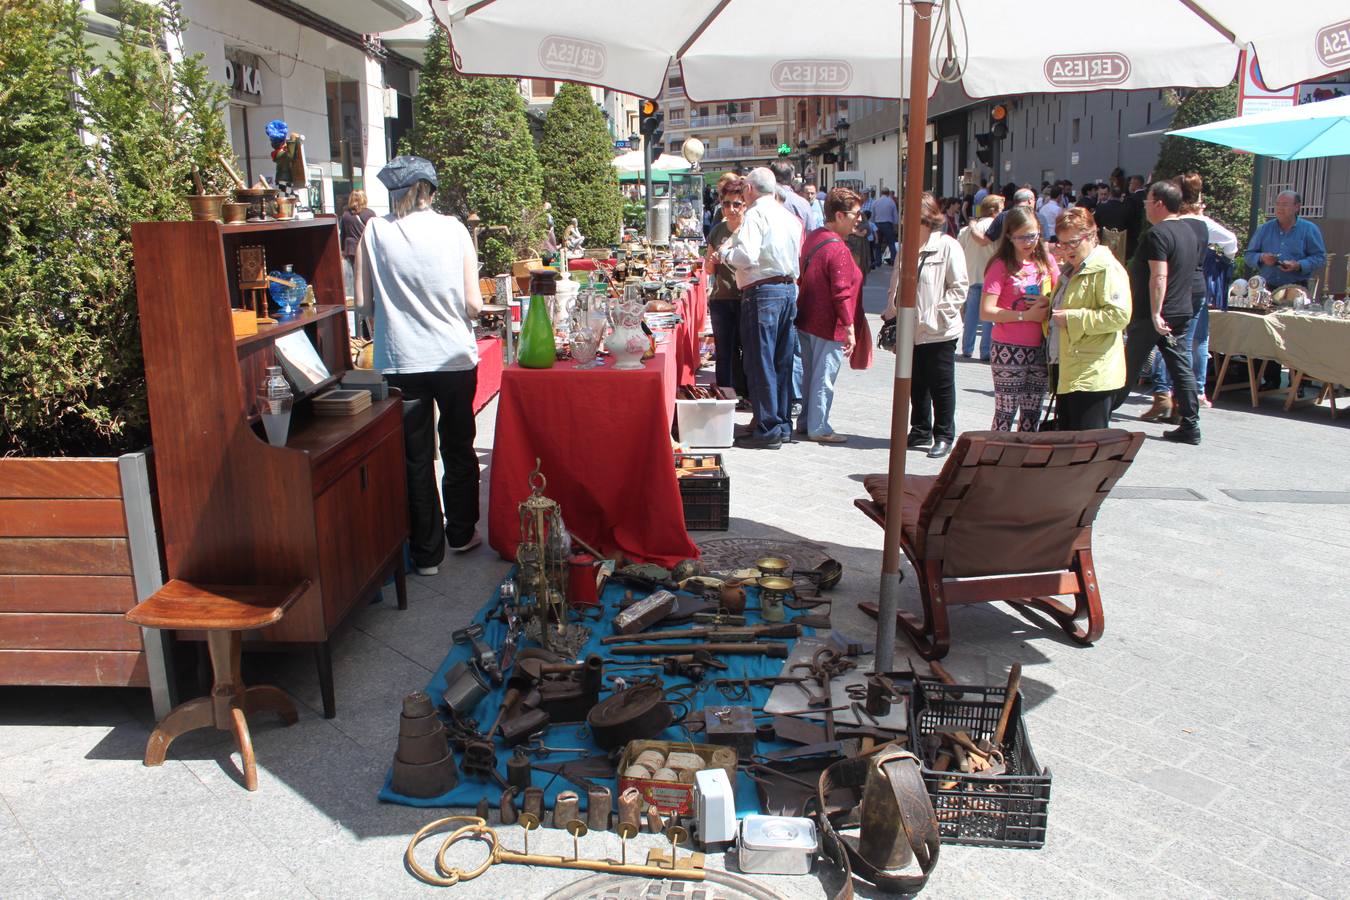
[814,747,940,900]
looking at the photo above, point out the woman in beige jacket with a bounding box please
[883,192,969,458]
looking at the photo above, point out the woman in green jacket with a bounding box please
[1047,206,1131,430]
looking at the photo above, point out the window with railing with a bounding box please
[668,108,685,124]
[1265,159,1327,218]
[668,74,684,90]
[759,132,778,149]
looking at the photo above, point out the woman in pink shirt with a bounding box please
[980,207,1057,431]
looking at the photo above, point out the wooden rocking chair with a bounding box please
[853,429,1144,659]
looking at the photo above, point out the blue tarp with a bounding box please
[378,573,817,815]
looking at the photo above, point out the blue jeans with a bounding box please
[796,332,845,437]
[740,283,798,440]
[708,298,747,396]
[961,283,991,359]
[1151,305,1209,393]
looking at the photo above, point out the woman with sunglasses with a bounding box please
[705,179,749,399]
[980,207,1057,431]
[1046,207,1131,429]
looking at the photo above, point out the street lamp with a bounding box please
[627,133,640,150]
[798,138,809,181]
[834,117,850,169]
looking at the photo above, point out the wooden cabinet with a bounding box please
[132,217,408,717]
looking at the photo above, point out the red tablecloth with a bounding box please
[674,277,708,387]
[488,344,696,567]
[473,337,503,413]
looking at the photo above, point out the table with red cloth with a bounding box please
[673,276,708,387]
[488,340,697,567]
[472,337,503,413]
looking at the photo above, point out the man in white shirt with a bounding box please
[1037,184,1064,237]
[803,183,825,231]
[871,188,899,264]
[716,167,804,449]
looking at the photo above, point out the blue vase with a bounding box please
[268,265,307,318]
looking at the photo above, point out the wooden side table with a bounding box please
[125,578,310,791]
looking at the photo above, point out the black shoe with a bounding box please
[927,439,952,458]
[1161,426,1201,445]
[906,432,932,449]
[734,434,782,450]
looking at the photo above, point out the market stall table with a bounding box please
[1209,310,1349,413]
[673,276,708,388]
[488,341,697,567]
[472,336,503,413]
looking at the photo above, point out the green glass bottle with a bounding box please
[517,269,558,368]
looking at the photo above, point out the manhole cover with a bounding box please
[697,538,829,574]
[543,870,782,900]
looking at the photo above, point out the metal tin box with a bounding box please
[736,814,818,875]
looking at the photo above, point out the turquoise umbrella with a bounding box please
[1168,94,1350,160]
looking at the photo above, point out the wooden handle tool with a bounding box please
[992,663,1022,748]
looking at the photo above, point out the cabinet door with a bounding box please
[313,429,407,628]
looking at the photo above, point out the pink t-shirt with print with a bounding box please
[983,257,1058,347]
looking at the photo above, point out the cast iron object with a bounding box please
[553,791,580,829]
[609,642,790,658]
[618,787,643,831]
[704,705,757,758]
[586,682,674,750]
[498,707,551,746]
[517,654,603,723]
[507,750,533,791]
[461,738,506,788]
[390,692,459,798]
[587,786,612,831]
[453,623,501,684]
[522,786,545,820]
[802,558,843,591]
[499,786,520,825]
[756,723,777,743]
[532,755,622,794]
[601,623,800,645]
[441,660,491,716]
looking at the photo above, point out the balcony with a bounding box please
[689,112,758,128]
[702,146,767,161]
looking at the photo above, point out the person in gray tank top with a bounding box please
[355,156,484,575]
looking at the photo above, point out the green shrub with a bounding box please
[539,83,624,247]
[403,24,545,274]
[1154,84,1253,247]
[0,0,234,456]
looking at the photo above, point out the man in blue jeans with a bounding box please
[956,194,1003,360]
[715,167,804,449]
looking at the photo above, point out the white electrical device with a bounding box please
[693,768,736,847]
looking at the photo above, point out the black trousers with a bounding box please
[1057,389,1116,430]
[386,368,479,567]
[1116,315,1199,430]
[909,339,957,442]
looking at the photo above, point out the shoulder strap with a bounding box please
[799,235,843,283]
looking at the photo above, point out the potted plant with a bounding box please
[0,0,235,718]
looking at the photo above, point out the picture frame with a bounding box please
[238,245,267,287]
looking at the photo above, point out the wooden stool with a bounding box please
[126,578,310,791]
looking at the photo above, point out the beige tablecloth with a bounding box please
[1209,310,1350,386]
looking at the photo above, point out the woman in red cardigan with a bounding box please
[795,187,865,443]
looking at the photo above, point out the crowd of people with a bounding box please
[702,161,1328,453]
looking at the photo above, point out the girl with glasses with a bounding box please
[980,206,1058,431]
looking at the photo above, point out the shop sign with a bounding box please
[224,50,263,104]
[1043,53,1130,88]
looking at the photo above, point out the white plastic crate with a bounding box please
[675,398,736,448]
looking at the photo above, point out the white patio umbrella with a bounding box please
[610,150,692,174]
[1168,93,1350,160]
[430,0,1347,668]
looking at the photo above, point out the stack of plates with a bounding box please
[312,389,371,416]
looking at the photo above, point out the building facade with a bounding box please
[658,66,788,174]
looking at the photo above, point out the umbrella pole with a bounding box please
[875,0,934,673]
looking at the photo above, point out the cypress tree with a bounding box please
[1154,84,1253,246]
[404,25,545,273]
[539,83,623,247]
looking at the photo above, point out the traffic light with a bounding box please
[990,103,1009,140]
[975,132,993,165]
[640,99,664,153]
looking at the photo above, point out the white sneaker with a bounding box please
[449,531,482,553]
[415,565,439,576]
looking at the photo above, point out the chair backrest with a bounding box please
[1101,227,1127,265]
[914,429,1144,578]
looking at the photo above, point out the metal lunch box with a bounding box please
[736,814,819,875]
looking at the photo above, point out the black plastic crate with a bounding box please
[908,678,1051,848]
[674,452,729,531]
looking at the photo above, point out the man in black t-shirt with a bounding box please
[1115,180,1204,444]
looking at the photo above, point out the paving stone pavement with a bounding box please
[2,267,1348,898]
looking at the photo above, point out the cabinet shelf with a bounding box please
[236,305,347,352]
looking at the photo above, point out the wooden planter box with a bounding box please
[0,452,175,718]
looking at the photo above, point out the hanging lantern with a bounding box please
[516,459,569,651]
